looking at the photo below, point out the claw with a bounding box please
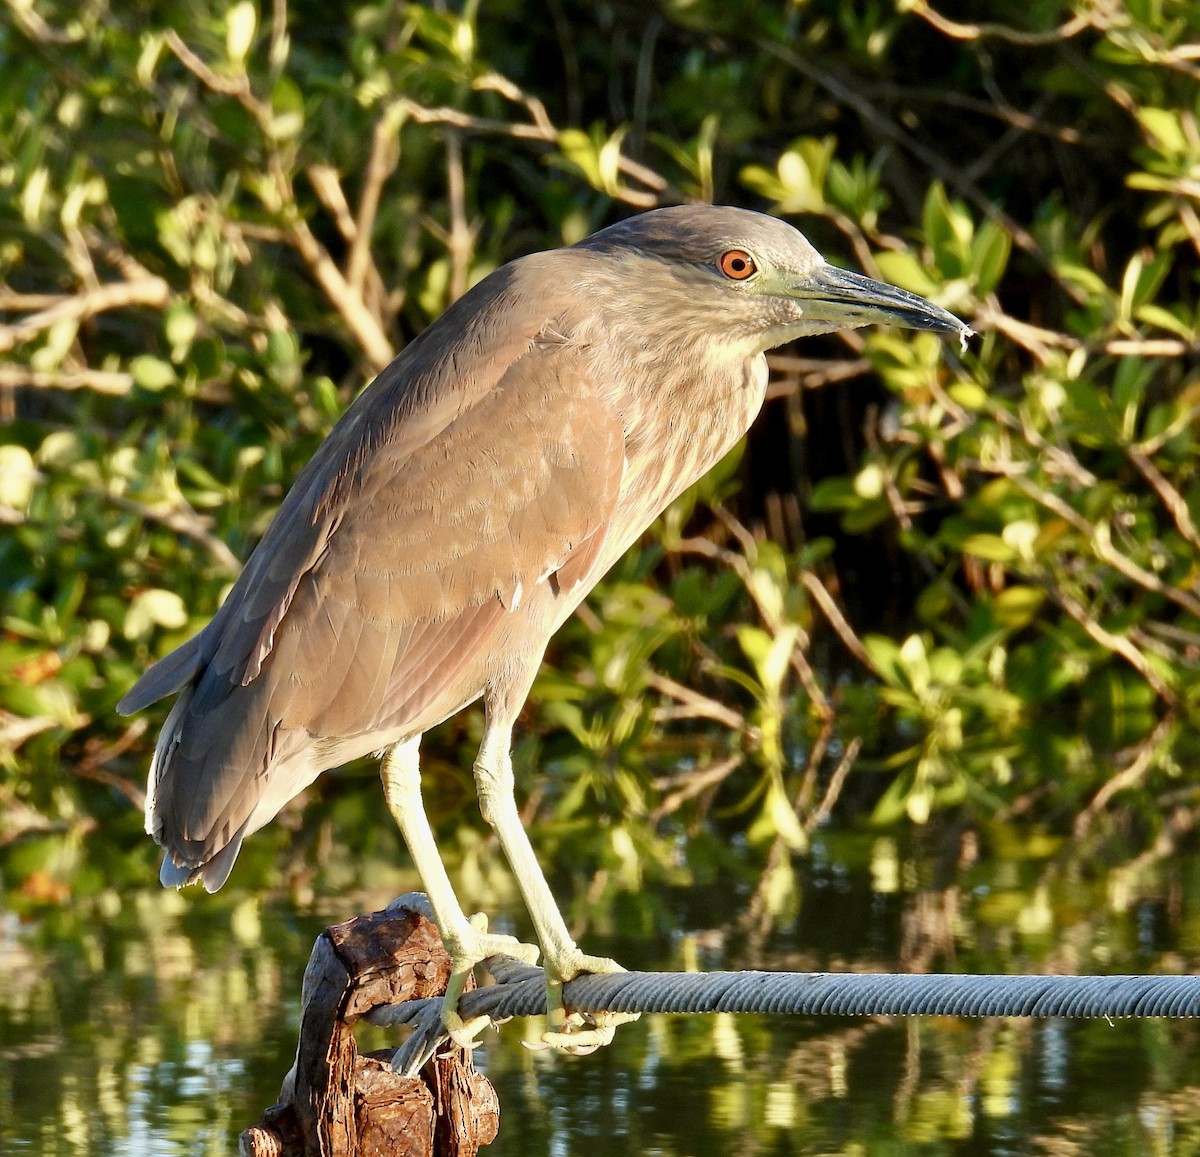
[445,1016,488,1051]
[527,1021,616,1055]
[438,912,540,1048]
[529,950,640,1056]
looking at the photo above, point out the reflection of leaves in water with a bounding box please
[6,837,1200,1155]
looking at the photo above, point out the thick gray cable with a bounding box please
[376,954,1200,1076]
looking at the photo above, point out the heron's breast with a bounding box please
[505,346,769,643]
[604,350,769,563]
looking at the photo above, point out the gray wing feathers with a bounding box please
[129,261,626,889]
[117,627,210,715]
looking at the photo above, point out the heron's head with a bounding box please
[575,205,972,353]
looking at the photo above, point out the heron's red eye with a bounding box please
[719,249,757,280]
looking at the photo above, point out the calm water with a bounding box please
[4,825,1200,1155]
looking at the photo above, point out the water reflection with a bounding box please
[3,829,1200,1155]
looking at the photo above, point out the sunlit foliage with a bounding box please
[0,0,1197,934]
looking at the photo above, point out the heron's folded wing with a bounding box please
[143,339,625,865]
[265,345,626,734]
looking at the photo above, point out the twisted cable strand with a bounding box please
[375,956,1200,1075]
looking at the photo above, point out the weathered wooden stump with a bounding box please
[240,905,499,1157]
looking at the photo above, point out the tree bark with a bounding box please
[239,906,499,1157]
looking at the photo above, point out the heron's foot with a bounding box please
[528,1008,642,1056]
[525,950,641,1055]
[441,912,540,1049]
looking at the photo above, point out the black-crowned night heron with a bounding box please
[120,205,970,1052]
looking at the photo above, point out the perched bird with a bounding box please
[120,205,970,1051]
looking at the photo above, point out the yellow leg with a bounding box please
[381,738,540,1047]
[473,720,640,1053]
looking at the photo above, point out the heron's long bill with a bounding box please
[794,264,972,341]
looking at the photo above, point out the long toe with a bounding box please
[530,949,641,1054]
[531,1010,641,1055]
[440,915,541,1048]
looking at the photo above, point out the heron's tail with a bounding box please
[142,684,253,892]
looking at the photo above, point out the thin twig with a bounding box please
[165,30,395,370]
[1074,713,1178,838]
[759,40,1082,302]
[0,367,134,395]
[348,103,405,300]
[307,164,359,243]
[277,170,395,370]
[1,0,79,43]
[1134,400,1200,456]
[800,571,876,672]
[1010,476,1200,620]
[1104,338,1197,357]
[0,712,60,751]
[166,31,267,125]
[790,646,833,719]
[864,424,916,533]
[0,278,171,353]
[764,354,873,397]
[165,28,259,100]
[1052,588,1177,706]
[269,0,289,79]
[738,736,862,954]
[444,130,474,303]
[1127,448,1200,552]
[650,754,743,822]
[394,98,675,207]
[475,73,557,138]
[106,493,244,576]
[959,96,1054,187]
[973,311,1199,362]
[71,719,150,809]
[1107,806,1195,890]
[305,163,392,326]
[871,83,1088,145]
[806,737,861,832]
[630,15,663,158]
[646,671,745,731]
[907,1,1100,47]
[792,720,832,818]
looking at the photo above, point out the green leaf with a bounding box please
[736,625,772,680]
[863,634,902,686]
[270,76,305,141]
[596,126,629,195]
[765,774,808,851]
[0,445,37,511]
[164,303,197,363]
[124,589,189,639]
[1135,304,1194,339]
[130,356,176,391]
[873,250,940,297]
[960,534,1017,562]
[993,586,1046,630]
[870,766,918,826]
[947,381,988,409]
[922,183,972,265]
[190,335,227,379]
[226,1,258,66]
[557,128,602,189]
[972,220,1011,295]
[1136,107,1188,152]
